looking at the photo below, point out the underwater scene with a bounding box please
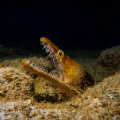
[0,1,120,119]
[0,37,120,119]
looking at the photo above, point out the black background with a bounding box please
[0,1,120,50]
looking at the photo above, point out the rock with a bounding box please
[0,67,34,100]
[0,67,120,119]
[98,46,120,69]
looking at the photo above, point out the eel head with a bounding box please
[22,37,94,96]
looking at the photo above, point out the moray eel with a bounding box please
[22,37,94,96]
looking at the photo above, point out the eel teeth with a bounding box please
[34,66,39,70]
[40,42,46,46]
[43,45,49,49]
[49,73,53,76]
[48,52,55,59]
[26,60,30,63]
[30,63,34,67]
[38,68,42,71]
[45,48,51,53]
[40,41,62,70]
[49,53,54,58]
[25,60,57,77]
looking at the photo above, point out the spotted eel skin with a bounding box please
[22,37,94,96]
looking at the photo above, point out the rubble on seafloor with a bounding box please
[0,46,120,119]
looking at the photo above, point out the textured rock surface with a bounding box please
[0,67,34,100]
[0,67,120,119]
[98,45,120,69]
[0,47,120,119]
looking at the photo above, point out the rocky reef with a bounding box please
[0,46,120,119]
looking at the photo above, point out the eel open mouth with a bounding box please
[40,38,62,70]
[22,37,81,96]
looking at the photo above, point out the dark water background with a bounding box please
[0,1,120,50]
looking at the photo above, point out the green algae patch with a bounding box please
[34,76,64,103]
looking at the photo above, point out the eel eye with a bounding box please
[59,52,63,56]
[58,50,64,56]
